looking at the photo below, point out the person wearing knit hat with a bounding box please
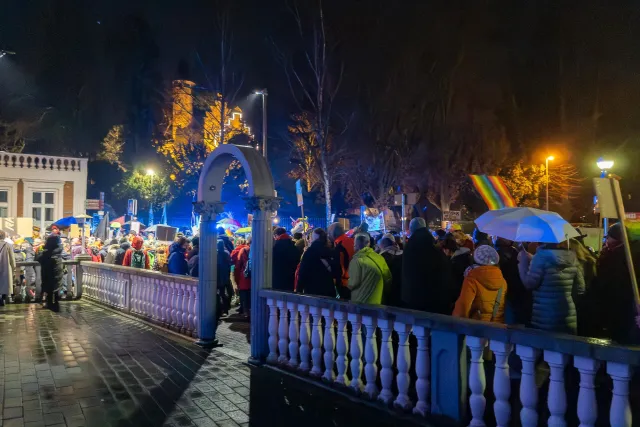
[474,245,500,266]
[453,244,507,323]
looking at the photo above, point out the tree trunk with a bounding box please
[321,157,332,228]
[440,183,451,229]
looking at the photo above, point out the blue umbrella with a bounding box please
[475,207,579,243]
[51,216,78,228]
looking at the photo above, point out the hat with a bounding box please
[607,223,624,241]
[383,233,395,242]
[474,245,500,266]
[450,223,462,231]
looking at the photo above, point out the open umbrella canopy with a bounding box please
[216,218,241,231]
[52,216,78,228]
[235,227,251,234]
[475,207,579,243]
[109,222,122,229]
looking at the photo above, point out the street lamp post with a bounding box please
[147,169,155,226]
[596,157,615,232]
[254,89,268,161]
[545,156,554,211]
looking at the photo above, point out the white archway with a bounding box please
[194,144,278,363]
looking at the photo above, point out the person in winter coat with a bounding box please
[348,233,392,305]
[494,237,531,326]
[378,235,403,306]
[36,235,64,311]
[328,222,355,299]
[401,218,452,314]
[103,240,120,265]
[0,230,15,306]
[272,227,301,292]
[441,235,473,305]
[122,236,150,269]
[518,242,586,334]
[89,246,102,263]
[167,237,189,275]
[232,237,251,315]
[188,237,199,278]
[293,232,306,256]
[217,240,233,315]
[586,223,640,343]
[217,227,235,253]
[453,245,507,323]
[297,228,341,298]
[472,228,491,247]
[114,238,130,266]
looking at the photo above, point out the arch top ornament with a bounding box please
[244,196,280,213]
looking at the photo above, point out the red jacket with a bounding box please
[231,245,251,290]
[122,237,150,269]
[334,234,355,287]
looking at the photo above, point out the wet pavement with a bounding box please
[0,302,431,427]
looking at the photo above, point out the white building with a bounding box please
[0,152,88,231]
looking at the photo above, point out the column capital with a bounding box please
[244,196,280,213]
[193,201,226,221]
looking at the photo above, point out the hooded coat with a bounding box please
[231,244,251,291]
[297,240,341,298]
[449,247,473,304]
[104,244,120,265]
[348,247,392,305]
[496,242,531,325]
[272,234,301,292]
[115,241,131,266]
[519,248,585,334]
[453,265,507,323]
[379,246,403,307]
[0,240,15,296]
[122,237,150,269]
[401,227,452,314]
[167,241,188,275]
[36,237,64,295]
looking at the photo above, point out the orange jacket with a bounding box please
[334,234,354,287]
[231,245,251,291]
[452,266,507,323]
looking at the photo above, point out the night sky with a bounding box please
[3,1,640,222]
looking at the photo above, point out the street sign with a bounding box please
[127,199,138,216]
[85,199,101,210]
[442,211,462,221]
[295,179,303,207]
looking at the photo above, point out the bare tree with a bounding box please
[276,0,345,226]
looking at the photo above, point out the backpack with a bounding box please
[131,250,146,269]
[243,247,252,279]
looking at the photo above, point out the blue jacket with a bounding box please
[167,242,189,275]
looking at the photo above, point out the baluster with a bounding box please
[574,357,599,427]
[348,313,363,392]
[140,277,147,315]
[162,281,170,324]
[394,321,412,409]
[362,315,378,398]
[185,286,194,334]
[192,288,199,337]
[309,306,323,376]
[181,284,189,333]
[544,350,569,427]
[490,341,513,427]
[148,278,157,319]
[132,277,139,313]
[287,302,299,368]
[175,282,184,331]
[335,311,349,385]
[608,362,632,427]
[169,282,177,327]
[277,300,289,363]
[467,336,488,427]
[412,326,430,416]
[377,319,394,404]
[161,281,169,325]
[298,304,310,371]
[516,345,540,427]
[322,308,335,382]
[266,299,279,363]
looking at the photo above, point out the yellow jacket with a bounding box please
[452,265,507,323]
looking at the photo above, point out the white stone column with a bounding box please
[309,306,324,376]
[348,313,363,392]
[574,356,599,427]
[246,196,280,364]
[266,298,279,364]
[287,302,299,368]
[335,311,349,385]
[322,308,336,382]
[466,336,488,427]
[194,201,226,347]
[608,362,633,427]
[394,321,412,409]
[544,350,569,427]
[490,341,513,427]
[298,304,311,372]
[277,299,289,364]
[516,345,540,427]
[377,319,395,404]
[413,326,430,416]
[362,315,379,398]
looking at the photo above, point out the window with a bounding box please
[32,191,55,229]
[0,190,8,218]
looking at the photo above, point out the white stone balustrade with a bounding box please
[261,289,640,427]
[80,262,198,338]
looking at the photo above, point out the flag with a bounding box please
[148,204,154,227]
[469,175,517,210]
[94,212,110,241]
[161,203,167,224]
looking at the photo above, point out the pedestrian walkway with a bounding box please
[0,302,429,427]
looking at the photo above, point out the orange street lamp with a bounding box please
[545,156,554,211]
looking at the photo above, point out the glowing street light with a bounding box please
[545,156,554,211]
[146,169,155,176]
[597,158,614,172]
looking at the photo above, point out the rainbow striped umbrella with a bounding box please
[469,175,516,210]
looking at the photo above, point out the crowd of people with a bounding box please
[1,217,638,344]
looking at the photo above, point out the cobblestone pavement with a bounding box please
[0,301,253,427]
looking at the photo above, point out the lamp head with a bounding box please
[597,158,614,171]
[254,89,268,96]
[546,155,555,161]
[146,169,155,176]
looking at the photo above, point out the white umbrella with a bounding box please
[475,207,579,243]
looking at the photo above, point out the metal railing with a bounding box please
[15,260,79,300]
[260,289,639,426]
